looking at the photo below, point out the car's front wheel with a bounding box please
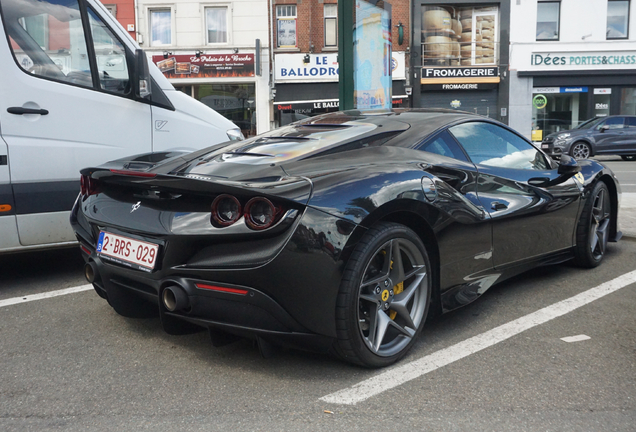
[621,155,636,161]
[570,141,591,159]
[334,222,431,367]
[573,181,611,268]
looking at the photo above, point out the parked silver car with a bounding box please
[541,115,636,160]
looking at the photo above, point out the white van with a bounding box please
[0,0,242,253]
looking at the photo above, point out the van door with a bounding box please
[0,0,151,247]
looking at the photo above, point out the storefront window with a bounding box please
[421,5,498,67]
[607,0,629,39]
[192,84,256,138]
[531,89,589,140]
[621,87,636,114]
[536,1,560,41]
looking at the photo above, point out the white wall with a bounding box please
[137,0,271,134]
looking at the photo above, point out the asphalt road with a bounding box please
[1,157,634,431]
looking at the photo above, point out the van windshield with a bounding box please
[1,0,130,94]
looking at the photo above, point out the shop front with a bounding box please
[411,1,510,120]
[514,50,636,141]
[273,52,408,126]
[151,52,267,138]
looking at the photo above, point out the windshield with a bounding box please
[574,117,604,130]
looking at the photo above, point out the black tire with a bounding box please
[620,155,636,161]
[570,141,591,159]
[573,181,611,268]
[334,222,431,368]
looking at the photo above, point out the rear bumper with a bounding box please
[72,201,360,341]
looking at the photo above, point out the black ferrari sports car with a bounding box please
[71,109,622,367]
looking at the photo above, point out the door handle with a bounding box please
[7,107,49,115]
[491,201,508,211]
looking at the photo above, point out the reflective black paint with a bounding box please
[70,109,622,350]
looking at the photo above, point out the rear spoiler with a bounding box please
[80,167,314,206]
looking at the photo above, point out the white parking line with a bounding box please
[0,284,93,308]
[320,270,636,405]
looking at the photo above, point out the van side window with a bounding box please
[4,0,94,87]
[87,7,129,95]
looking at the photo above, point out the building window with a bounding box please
[205,7,228,43]
[421,5,499,67]
[324,4,337,47]
[276,5,297,48]
[104,4,117,17]
[150,9,171,46]
[607,0,629,39]
[536,1,560,41]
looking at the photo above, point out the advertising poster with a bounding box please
[152,54,255,79]
[353,0,392,110]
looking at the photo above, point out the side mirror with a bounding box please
[557,154,581,176]
[133,49,152,99]
[529,155,581,187]
[600,125,610,132]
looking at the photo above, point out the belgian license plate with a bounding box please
[541,144,549,149]
[96,231,159,271]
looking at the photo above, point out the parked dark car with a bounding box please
[71,109,622,367]
[541,115,636,160]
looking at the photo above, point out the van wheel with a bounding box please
[570,142,591,159]
[621,155,636,161]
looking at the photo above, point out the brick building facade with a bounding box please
[272,0,412,126]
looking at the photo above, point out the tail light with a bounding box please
[244,197,279,230]
[211,194,242,227]
[210,195,284,230]
[80,174,99,198]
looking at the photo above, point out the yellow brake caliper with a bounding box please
[385,253,404,320]
[389,282,403,320]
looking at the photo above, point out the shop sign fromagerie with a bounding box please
[152,54,255,79]
[421,67,500,84]
[528,51,636,70]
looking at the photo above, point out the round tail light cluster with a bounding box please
[210,195,281,230]
[80,174,99,198]
[211,194,242,226]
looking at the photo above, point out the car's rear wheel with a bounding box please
[570,142,591,159]
[573,181,611,268]
[621,155,636,161]
[334,222,431,367]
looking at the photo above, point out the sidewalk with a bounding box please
[621,193,636,239]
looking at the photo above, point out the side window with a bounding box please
[603,117,625,129]
[625,117,636,128]
[449,122,550,170]
[4,0,93,87]
[87,8,129,95]
[417,130,469,162]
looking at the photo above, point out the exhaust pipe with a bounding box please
[162,286,189,312]
[84,262,98,283]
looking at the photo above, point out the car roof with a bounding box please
[292,108,486,138]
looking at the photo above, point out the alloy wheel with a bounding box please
[571,142,591,159]
[357,238,428,357]
[589,187,611,260]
